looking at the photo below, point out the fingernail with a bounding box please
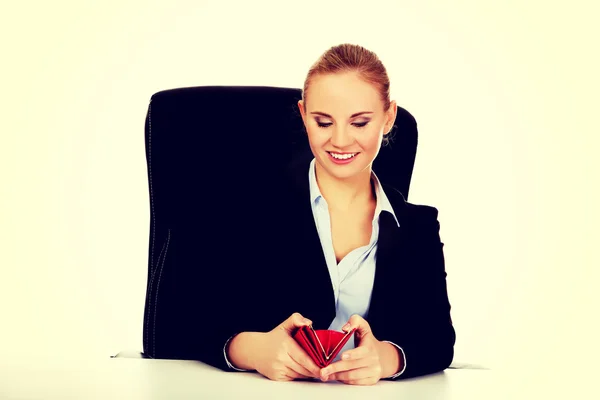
[321,368,329,375]
[342,323,351,331]
[342,353,350,360]
[303,319,311,325]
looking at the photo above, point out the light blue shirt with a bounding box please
[224,158,406,378]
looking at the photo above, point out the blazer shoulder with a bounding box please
[382,183,440,224]
[406,202,439,221]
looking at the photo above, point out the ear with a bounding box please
[298,100,306,123]
[385,100,397,133]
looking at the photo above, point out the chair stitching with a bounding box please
[148,101,156,275]
[144,235,167,353]
[144,101,157,352]
[153,228,171,357]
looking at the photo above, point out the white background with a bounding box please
[1,0,598,383]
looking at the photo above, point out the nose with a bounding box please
[330,126,354,148]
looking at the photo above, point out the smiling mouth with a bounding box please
[327,151,359,160]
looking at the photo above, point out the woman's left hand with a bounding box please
[319,315,394,385]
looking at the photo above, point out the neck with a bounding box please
[315,162,375,212]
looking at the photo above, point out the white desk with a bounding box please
[0,357,531,400]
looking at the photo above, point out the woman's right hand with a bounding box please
[229,312,321,381]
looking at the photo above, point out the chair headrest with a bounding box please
[144,86,417,224]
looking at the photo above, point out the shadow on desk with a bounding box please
[110,351,489,370]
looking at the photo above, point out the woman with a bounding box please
[222,44,456,385]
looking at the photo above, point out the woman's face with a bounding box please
[298,71,396,182]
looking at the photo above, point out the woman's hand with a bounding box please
[229,312,321,381]
[319,315,402,385]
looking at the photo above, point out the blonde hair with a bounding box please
[301,43,394,143]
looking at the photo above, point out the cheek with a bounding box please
[306,129,326,147]
[358,133,383,152]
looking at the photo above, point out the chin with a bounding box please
[318,156,368,180]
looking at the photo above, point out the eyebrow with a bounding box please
[310,111,373,118]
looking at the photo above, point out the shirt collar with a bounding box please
[308,158,400,227]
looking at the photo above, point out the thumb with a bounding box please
[280,312,312,333]
[343,315,373,341]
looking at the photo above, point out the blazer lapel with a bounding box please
[369,185,408,321]
[283,151,337,328]
[376,183,408,267]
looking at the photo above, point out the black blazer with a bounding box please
[148,153,455,380]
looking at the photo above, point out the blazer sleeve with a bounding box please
[376,206,456,380]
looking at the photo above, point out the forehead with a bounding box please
[307,72,381,113]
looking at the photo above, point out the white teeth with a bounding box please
[330,152,357,160]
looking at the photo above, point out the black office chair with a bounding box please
[113,85,419,359]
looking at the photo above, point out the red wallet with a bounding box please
[293,325,355,368]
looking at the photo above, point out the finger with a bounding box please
[288,348,320,377]
[338,377,379,386]
[342,314,374,342]
[342,314,369,332]
[286,356,317,378]
[339,346,370,361]
[320,358,370,378]
[283,367,307,380]
[328,366,377,383]
[280,312,312,333]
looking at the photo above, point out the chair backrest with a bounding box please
[141,86,418,355]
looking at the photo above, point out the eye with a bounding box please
[316,122,369,128]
